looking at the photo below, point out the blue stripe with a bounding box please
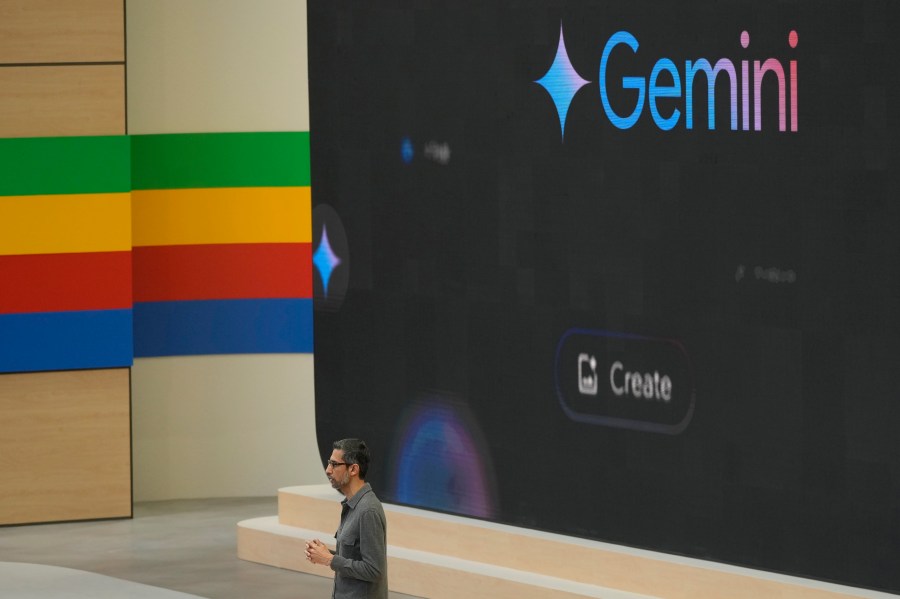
[133,299,313,357]
[0,310,134,373]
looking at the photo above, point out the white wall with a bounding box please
[126,0,321,500]
[131,355,323,500]
[126,0,309,134]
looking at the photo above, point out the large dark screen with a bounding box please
[309,1,900,592]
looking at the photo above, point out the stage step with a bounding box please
[237,485,887,599]
[238,516,654,599]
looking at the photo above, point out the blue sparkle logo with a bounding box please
[313,224,342,298]
[534,24,591,141]
[401,137,414,164]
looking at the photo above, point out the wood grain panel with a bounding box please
[0,368,131,525]
[0,65,125,137]
[0,0,124,64]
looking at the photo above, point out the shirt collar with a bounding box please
[342,482,372,510]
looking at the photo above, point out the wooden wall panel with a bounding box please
[0,0,124,64]
[0,65,125,137]
[0,369,131,525]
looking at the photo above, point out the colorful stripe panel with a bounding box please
[0,136,133,374]
[133,299,312,356]
[0,310,133,373]
[0,251,131,314]
[130,132,312,358]
[0,193,131,256]
[0,132,313,368]
[133,243,310,302]
[131,132,310,190]
[0,136,130,196]
[131,187,311,246]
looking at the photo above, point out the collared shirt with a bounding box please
[330,482,388,599]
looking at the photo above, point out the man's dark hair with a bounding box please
[333,438,370,479]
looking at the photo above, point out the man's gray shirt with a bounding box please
[330,483,388,599]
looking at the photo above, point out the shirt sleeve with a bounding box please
[330,508,386,582]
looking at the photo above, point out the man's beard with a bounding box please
[329,469,350,492]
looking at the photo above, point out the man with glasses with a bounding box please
[305,439,388,598]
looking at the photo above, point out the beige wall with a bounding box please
[126,0,309,135]
[126,0,321,500]
[132,355,322,501]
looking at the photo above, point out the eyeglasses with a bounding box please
[325,460,349,469]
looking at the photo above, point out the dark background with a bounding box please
[309,0,900,592]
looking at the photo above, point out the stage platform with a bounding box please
[237,484,891,599]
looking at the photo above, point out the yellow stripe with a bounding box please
[132,187,311,246]
[0,193,131,255]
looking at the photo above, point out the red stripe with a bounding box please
[133,243,312,302]
[0,251,132,314]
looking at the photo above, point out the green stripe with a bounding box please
[131,132,310,189]
[0,136,130,196]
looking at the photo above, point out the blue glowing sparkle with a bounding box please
[401,137,414,164]
[313,224,342,297]
[535,25,590,140]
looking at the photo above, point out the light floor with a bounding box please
[0,497,420,599]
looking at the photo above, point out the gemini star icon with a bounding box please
[535,25,590,140]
